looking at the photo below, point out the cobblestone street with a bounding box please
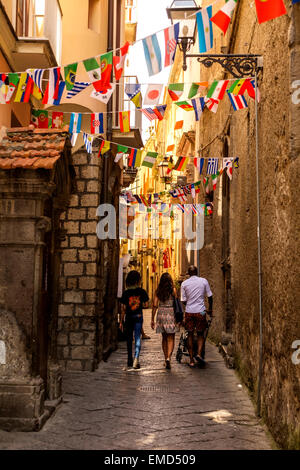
[0,311,272,450]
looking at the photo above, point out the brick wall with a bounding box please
[57,147,102,371]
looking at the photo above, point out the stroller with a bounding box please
[176,320,211,365]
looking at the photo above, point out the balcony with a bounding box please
[0,0,61,71]
[112,75,144,150]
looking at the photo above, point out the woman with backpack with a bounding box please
[151,272,179,369]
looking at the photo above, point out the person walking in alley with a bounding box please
[120,270,149,369]
[181,266,213,367]
[151,273,179,369]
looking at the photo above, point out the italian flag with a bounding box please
[168,83,184,101]
[211,0,238,35]
[207,79,230,100]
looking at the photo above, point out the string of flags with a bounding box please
[121,200,214,217]
[0,0,287,106]
[30,76,258,135]
[121,157,239,207]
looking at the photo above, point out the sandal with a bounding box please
[165,359,171,369]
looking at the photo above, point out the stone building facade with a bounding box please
[57,142,121,372]
[193,1,300,449]
[0,126,75,430]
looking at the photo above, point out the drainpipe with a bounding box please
[102,0,114,204]
[255,70,263,417]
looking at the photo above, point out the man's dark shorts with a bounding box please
[185,312,207,334]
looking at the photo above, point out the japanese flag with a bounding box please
[143,84,164,106]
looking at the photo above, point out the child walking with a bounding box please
[120,271,149,369]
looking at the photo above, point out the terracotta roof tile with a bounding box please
[0,127,70,170]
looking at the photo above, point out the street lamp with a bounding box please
[166,0,199,72]
[158,156,172,188]
[166,1,262,77]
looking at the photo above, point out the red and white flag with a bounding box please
[90,113,104,134]
[42,67,61,104]
[205,97,219,113]
[52,111,64,129]
[113,41,130,81]
[143,84,164,106]
[223,158,233,180]
[164,24,179,67]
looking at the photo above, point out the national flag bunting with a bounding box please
[125,83,142,108]
[175,101,194,111]
[211,174,218,191]
[98,140,110,156]
[53,81,65,105]
[205,97,219,113]
[99,52,113,93]
[140,108,159,121]
[113,42,130,81]
[142,33,162,76]
[188,82,208,99]
[166,144,175,152]
[128,148,142,167]
[228,79,248,95]
[254,0,287,24]
[31,109,48,129]
[83,57,101,87]
[223,158,234,180]
[153,105,167,120]
[90,84,115,104]
[174,120,183,130]
[174,156,188,172]
[168,83,184,101]
[115,145,128,162]
[83,133,93,154]
[14,73,33,103]
[42,67,61,104]
[191,97,205,121]
[207,80,230,100]
[69,113,82,134]
[5,73,19,103]
[142,151,158,168]
[164,23,179,67]
[91,112,104,134]
[193,157,204,174]
[119,111,130,132]
[66,81,90,99]
[196,6,213,53]
[64,63,78,91]
[52,111,64,129]
[227,92,248,111]
[211,0,238,35]
[143,84,164,106]
[207,158,219,175]
[26,69,43,99]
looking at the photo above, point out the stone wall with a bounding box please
[197,1,300,449]
[57,145,121,371]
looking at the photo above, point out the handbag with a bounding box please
[173,296,183,323]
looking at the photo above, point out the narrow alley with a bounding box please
[0,310,272,451]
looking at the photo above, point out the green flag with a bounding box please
[83,57,101,83]
[64,62,78,90]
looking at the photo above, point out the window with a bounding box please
[16,0,29,36]
[15,0,45,37]
[88,0,100,33]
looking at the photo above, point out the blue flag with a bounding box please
[196,6,213,53]
[142,34,162,76]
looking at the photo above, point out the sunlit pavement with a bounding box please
[0,310,272,450]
